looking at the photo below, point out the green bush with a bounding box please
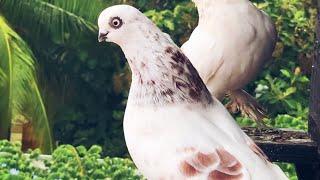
[0,140,143,179]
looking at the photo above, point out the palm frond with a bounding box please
[0,16,13,139]
[0,16,53,153]
[0,0,104,42]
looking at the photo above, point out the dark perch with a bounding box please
[243,127,320,179]
[242,128,318,163]
[298,0,320,179]
[311,0,320,162]
[243,1,320,179]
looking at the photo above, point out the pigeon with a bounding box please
[181,0,277,126]
[98,5,287,180]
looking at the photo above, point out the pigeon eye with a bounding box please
[109,17,123,29]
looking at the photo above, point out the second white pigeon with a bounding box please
[98,5,287,180]
[181,0,277,125]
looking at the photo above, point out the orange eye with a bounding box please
[109,17,123,29]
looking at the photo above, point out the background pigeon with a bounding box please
[181,0,277,126]
[98,5,287,179]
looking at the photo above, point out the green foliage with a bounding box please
[0,140,143,179]
[144,2,197,45]
[257,0,315,52]
[277,163,298,180]
[0,16,53,153]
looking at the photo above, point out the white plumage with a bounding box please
[181,0,277,124]
[98,5,287,180]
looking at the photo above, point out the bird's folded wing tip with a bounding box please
[178,147,245,180]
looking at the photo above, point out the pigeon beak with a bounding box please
[98,31,109,42]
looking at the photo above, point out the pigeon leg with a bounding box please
[225,89,268,127]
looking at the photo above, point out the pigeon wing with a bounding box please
[178,146,248,180]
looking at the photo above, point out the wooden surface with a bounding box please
[309,0,320,152]
[243,127,319,163]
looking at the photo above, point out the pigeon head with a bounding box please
[98,5,151,46]
[98,5,213,106]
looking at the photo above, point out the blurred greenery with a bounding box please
[0,0,316,179]
[0,15,53,153]
[0,140,143,179]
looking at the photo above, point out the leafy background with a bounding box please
[0,0,316,179]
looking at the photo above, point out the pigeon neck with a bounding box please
[125,44,214,107]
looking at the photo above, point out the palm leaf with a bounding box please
[0,0,105,42]
[0,16,12,139]
[0,16,53,153]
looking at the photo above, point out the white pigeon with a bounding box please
[98,5,287,180]
[181,0,277,125]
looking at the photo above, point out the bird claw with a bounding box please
[225,90,268,127]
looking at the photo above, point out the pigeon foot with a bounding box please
[226,89,268,128]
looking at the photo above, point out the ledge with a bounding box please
[242,127,319,163]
